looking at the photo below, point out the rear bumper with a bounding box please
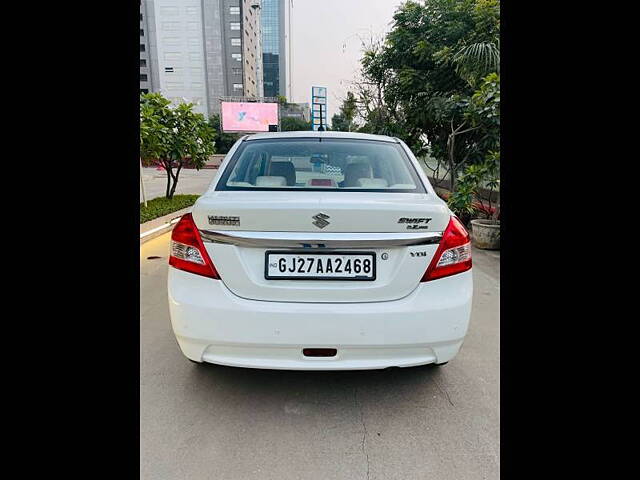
[167,267,473,370]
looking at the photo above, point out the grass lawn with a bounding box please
[140,194,200,224]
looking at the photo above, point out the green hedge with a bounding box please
[140,194,200,224]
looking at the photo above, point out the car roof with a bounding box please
[243,131,399,143]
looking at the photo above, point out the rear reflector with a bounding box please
[421,216,472,281]
[303,348,337,357]
[169,213,220,279]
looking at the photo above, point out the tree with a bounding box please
[451,0,500,87]
[351,37,414,141]
[140,93,216,199]
[331,113,349,132]
[447,73,500,218]
[331,92,358,131]
[352,0,500,189]
[208,114,241,154]
[280,116,311,131]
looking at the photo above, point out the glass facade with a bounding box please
[261,0,281,97]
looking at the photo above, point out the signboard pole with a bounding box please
[318,104,324,131]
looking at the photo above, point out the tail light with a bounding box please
[421,216,472,281]
[169,213,220,279]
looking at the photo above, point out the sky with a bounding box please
[286,0,405,121]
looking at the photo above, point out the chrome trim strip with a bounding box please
[198,230,442,248]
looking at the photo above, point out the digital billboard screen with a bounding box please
[220,102,279,132]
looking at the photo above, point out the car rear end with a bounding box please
[167,132,473,370]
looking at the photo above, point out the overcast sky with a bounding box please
[286,0,404,120]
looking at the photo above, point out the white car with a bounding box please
[168,131,472,370]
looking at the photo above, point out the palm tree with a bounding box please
[453,41,500,87]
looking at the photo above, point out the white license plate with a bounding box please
[265,251,376,280]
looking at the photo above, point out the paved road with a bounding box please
[140,167,219,203]
[141,234,500,480]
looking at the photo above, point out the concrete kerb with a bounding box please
[140,206,193,244]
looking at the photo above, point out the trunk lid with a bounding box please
[192,191,450,233]
[192,191,450,303]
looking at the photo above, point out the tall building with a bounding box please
[241,0,261,97]
[216,0,262,99]
[140,0,264,118]
[260,0,286,98]
[139,1,155,94]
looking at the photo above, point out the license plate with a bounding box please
[265,251,376,280]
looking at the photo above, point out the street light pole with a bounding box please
[140,157,148,207]
[288,0,293,101]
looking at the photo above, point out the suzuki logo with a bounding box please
[312,213,330,229]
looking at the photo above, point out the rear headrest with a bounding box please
[344,162,373,187]
[268,161,296,186]
[357,178,389,188]
[255,176,287,187]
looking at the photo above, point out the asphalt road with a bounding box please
[140,233,500,480]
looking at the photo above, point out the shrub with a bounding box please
[140,194,200,224]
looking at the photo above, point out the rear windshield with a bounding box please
[216,138,426,193]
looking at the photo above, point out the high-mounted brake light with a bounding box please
[421,216,472,281]
[169,213,220,279]
[310,179,333,186]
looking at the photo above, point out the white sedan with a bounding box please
[168,131,473,370]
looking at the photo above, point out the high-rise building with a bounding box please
[260,0,286,98]
[140,0,264,118]
[139,1,156,94]
[215,0,262,100]
[241,0,261,97]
